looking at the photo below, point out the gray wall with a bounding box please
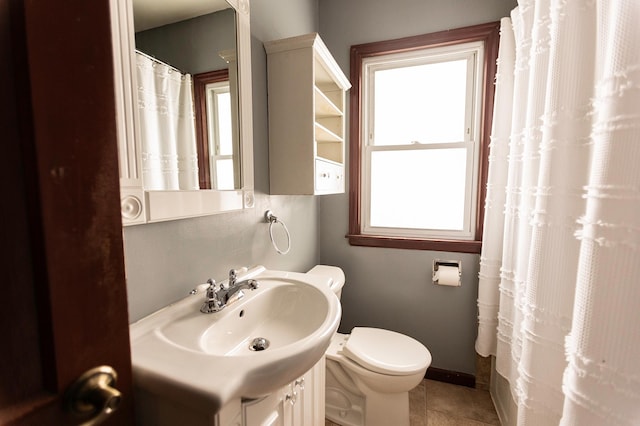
[124,0,320,323]
[317,0,516,375]
[135,8,236,74]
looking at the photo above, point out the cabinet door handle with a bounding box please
[285,391,297,405]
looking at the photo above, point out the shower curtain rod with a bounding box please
[135,49,186,75]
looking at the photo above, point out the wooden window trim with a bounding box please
[347,22,500,254]
[193,69,229,190]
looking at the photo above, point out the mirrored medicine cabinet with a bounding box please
[110,0,254,225]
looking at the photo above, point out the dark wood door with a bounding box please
[1,0,134,424]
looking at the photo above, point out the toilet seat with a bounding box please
[340,327,432,376]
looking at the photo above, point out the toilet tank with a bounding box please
[307,265,345,300]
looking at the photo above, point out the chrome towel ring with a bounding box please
[265,210,291,255]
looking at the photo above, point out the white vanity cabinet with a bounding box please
[265,33,351,195]
[239,358,325,426]
[135,358,325,426]
[216,358,325,426]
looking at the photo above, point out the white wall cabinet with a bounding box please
[265,33,351,195]
[110,0,255,226]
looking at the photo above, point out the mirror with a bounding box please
[134,2,239,191]
[110,0,254,225]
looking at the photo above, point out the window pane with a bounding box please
[215,158,234,190]
[370,148,467,230]
[373,59,468,145]
[215,92,232,155]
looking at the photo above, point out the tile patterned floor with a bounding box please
[326,379,500,426]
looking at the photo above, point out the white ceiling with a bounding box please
[133,0,230,32]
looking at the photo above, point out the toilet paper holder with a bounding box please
[432,260,462,286]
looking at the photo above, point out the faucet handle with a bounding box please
[228,269,238,286]
[205,279,218,297]
[201,279,222,314]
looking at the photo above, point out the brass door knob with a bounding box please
[65,366,121,425]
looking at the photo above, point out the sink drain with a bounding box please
[249,337,270,351]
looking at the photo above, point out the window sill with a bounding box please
[346,233,482,254]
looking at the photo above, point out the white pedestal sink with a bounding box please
[130,266,341,416]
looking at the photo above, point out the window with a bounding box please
[193,69,237,190]
[205,82,235,190]
[348,22,500,253]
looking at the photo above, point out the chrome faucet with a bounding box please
[200,269,259,314]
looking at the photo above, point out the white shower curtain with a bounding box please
[136,52,199,190]
[477,1,640,424]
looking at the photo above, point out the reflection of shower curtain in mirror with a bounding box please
[136,53,199,190]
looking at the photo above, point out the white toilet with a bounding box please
[307,265,432,426]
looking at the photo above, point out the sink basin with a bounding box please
[130,266,341,413]
[161,281,330,356]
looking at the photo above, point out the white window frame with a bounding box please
[205,81,233,189]
[360,42,484,241]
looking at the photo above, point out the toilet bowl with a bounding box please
[307,265,432,426]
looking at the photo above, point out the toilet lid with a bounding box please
[342,327,432,376]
